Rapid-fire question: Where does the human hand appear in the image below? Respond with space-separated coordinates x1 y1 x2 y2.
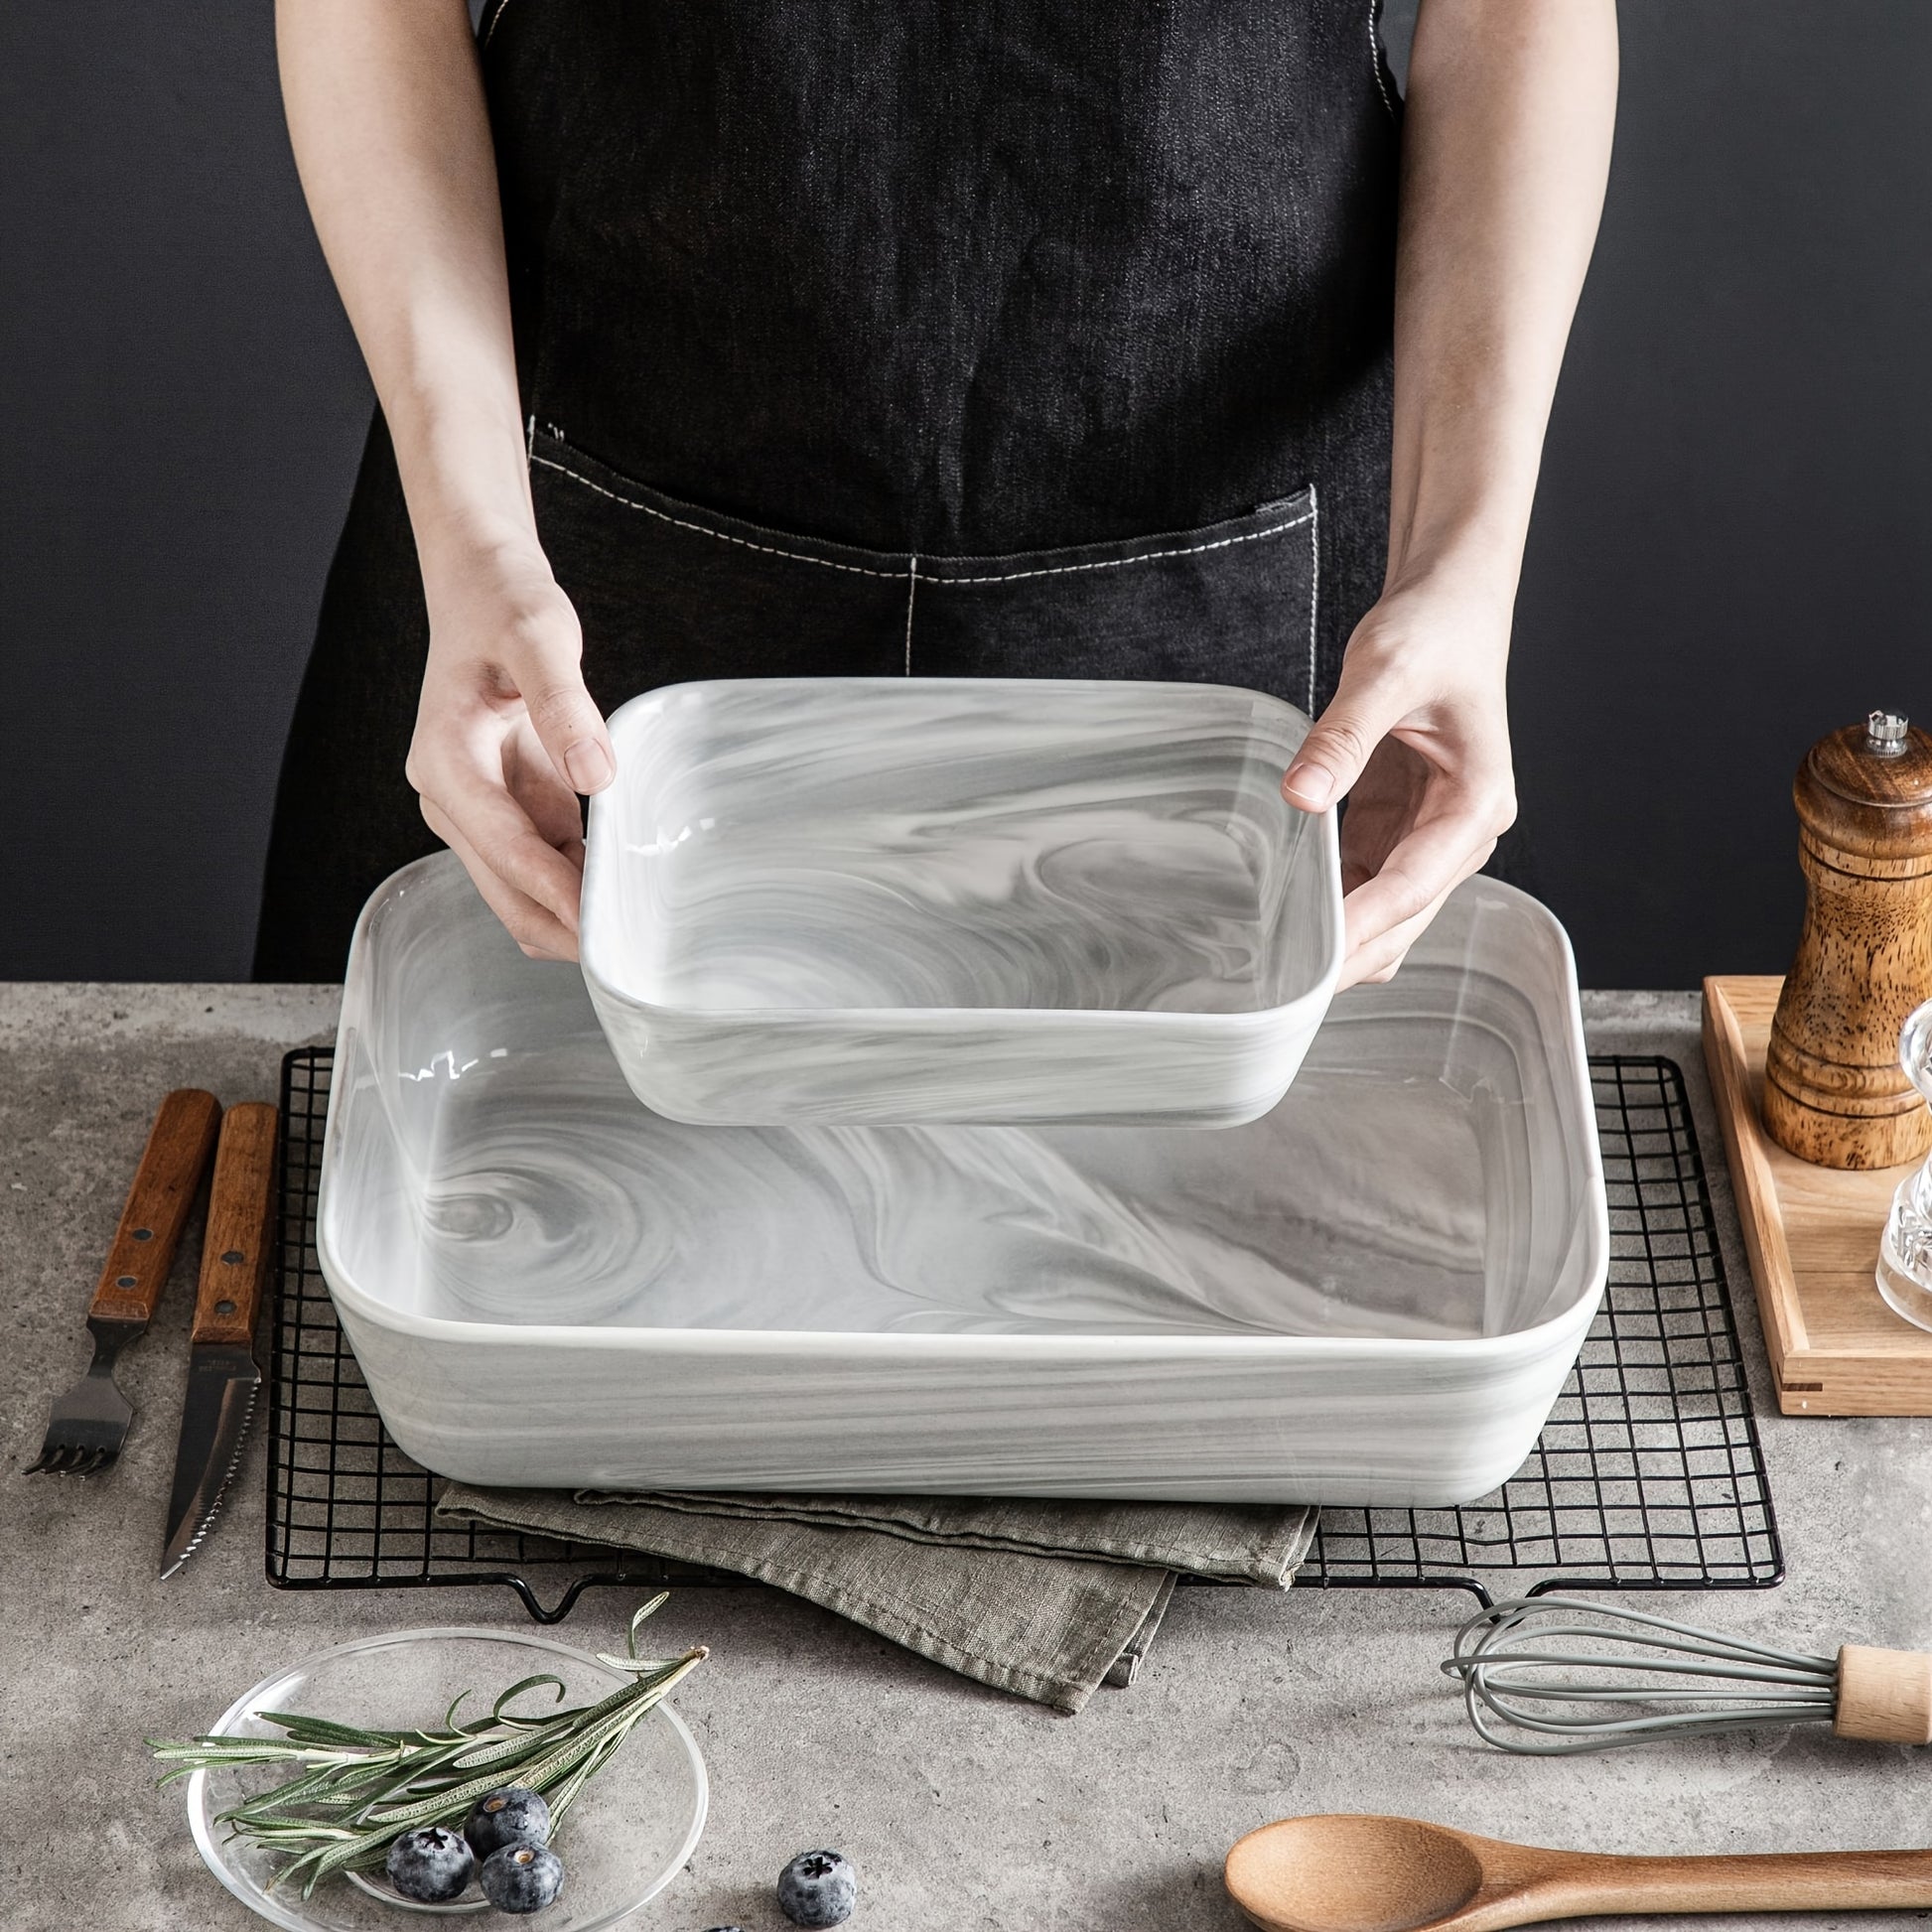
1281 570 1517 988
405 544 614 960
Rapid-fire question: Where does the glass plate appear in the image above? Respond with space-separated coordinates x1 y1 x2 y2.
185 1626 708 1931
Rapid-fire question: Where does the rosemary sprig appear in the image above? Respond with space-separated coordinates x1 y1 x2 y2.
150 1595 706 1899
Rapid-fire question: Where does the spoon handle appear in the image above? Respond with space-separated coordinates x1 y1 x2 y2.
1518 1847 1932 1921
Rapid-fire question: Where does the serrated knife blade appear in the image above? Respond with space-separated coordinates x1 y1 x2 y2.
160 1346 259 1577
161 1101 278 1580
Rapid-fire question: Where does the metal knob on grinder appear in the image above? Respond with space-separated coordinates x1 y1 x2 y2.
1763 711 1932 1169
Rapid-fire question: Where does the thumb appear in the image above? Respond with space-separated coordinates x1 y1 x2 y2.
511 608 616 796
1281 661 1409 812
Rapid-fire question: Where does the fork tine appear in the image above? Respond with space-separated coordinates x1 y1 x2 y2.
24 1434 126 1475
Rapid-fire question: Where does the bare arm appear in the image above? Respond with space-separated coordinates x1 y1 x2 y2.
277 0 611 959
1283 0 1617 984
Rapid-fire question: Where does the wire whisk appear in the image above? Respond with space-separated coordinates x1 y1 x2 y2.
1444 1594 1932 1755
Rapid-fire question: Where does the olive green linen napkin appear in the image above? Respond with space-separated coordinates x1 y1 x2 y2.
433 1485 1315 1715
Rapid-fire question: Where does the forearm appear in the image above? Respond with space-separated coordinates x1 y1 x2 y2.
1282 3 1614 978
275 0 535 591
1389 0 1617 597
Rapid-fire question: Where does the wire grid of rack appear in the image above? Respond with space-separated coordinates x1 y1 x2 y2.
266 1048 1781 1621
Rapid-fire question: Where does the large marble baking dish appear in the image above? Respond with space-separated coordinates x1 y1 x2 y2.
320 854 1607 1505
578 678 1343 1127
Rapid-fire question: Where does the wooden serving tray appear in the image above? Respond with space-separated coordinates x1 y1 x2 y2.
1703 975 1932 1414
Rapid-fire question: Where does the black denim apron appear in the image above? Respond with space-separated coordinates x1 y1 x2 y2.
255 0 1401 980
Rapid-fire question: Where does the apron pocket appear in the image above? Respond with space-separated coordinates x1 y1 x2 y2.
914 491 1319 712
531 427 1317 712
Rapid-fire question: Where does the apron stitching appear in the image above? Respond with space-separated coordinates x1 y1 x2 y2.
482 0 515 50
903 557 919 674
524 413 536 462
530 453 905 580
1368 3 1396 120
924 509 1313 587
1306 485 1321 716
535 449 1313 591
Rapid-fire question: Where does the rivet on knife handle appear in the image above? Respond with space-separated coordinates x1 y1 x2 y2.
192 1103 278 1347
87 1090 221 1326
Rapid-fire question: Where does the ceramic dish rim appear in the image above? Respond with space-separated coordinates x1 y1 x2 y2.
576 675 1345 1027
319 869 1608 1361
320 1259 1606 1361
184 1624 709 1932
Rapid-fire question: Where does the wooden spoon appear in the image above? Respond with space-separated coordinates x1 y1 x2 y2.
1225 1814 1932 1932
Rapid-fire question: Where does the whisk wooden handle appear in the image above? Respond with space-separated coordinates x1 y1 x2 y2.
1834 1645 1932 1744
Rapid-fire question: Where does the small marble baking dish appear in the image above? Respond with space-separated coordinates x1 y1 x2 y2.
319 853 1607 1506
577 678 1343 1127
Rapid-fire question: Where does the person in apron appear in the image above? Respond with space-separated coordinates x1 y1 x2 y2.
256 0 1616 986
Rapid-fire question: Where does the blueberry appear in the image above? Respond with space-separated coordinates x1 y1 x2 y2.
384 1825 475 1903
465 1785 552 1859
478 1843 565 1915
777 1849 858 1927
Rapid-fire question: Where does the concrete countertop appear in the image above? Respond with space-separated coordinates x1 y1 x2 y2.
3 984 1928 1932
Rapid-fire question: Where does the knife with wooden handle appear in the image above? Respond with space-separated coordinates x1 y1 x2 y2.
160 1101 278 1578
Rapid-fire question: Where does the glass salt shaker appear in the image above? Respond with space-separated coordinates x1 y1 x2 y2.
1876 997 1932 1331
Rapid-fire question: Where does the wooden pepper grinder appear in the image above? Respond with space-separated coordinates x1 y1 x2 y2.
1764 710 1932 1169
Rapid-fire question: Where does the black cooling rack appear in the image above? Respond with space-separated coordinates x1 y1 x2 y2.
266 1049 1781 1621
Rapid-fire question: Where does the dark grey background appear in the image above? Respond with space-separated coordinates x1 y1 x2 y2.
6 2 1928 987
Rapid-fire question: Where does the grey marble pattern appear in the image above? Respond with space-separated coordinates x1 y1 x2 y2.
578 678 1342 1125
13 978 1932 1932
321 854 1606 1504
